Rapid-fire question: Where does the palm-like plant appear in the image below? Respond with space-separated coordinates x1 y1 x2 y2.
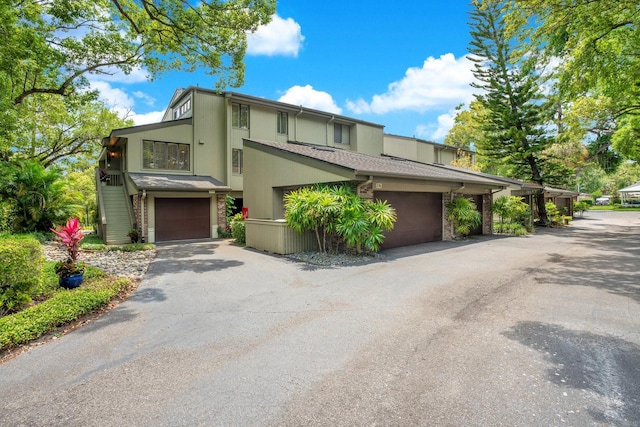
446 196 482 238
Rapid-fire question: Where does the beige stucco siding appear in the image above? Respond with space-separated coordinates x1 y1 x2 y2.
383 134 417 159
438 150 455 165
417 142 436 163
244 143 354 219
353 124 384 156
193 93 226 180
124 123 193 174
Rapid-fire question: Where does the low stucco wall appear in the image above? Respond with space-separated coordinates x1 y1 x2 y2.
245 219 317 255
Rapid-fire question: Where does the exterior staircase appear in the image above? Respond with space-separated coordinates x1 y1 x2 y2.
102 185 132 245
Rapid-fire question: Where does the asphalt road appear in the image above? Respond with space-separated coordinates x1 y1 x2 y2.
1 211 639 426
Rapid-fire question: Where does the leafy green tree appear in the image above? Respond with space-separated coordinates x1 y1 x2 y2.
444 102 488 150
575 163 607 195
0 160 74 232
446 196 482 238
512 0 640 161
468 0 567 223
11 95 131 169
0 0 275 141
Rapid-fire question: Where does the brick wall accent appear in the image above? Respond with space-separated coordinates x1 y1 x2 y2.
483 193 492 235
358 182 374 200
217 194 227 231
131 194 149 241
443 192 453 241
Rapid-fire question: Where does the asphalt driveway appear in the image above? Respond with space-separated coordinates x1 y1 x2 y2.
1 211 639 426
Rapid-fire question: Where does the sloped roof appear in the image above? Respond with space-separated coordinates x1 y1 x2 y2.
245 139 506 187
422 163 544 190
128 173 230 192
618 182 640 193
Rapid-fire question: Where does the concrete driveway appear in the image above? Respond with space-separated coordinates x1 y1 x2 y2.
1 211 639 426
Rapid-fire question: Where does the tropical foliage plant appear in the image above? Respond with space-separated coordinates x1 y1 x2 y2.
0 159 74 233
51 217 85 278
284 184 396 254
492 196 531 234
230 213 246 245
446 196 482 238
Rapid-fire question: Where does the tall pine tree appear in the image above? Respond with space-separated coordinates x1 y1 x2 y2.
468 0 555 222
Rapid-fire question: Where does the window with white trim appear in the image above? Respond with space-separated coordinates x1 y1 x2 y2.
143 140 190 171
232 103 249 129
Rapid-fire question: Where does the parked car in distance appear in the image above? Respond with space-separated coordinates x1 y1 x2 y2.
595 196 610 205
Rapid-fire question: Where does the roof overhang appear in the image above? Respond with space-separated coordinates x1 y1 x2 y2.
128 173 231 192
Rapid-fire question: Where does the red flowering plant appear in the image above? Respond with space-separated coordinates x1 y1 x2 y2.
51 217 85 278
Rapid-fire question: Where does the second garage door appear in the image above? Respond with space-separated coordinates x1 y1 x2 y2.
155 198 210 241
375 191 442 249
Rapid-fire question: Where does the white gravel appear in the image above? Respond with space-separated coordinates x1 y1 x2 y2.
42 242 156 281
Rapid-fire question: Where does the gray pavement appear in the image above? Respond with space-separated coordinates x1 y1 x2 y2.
1 211 639 426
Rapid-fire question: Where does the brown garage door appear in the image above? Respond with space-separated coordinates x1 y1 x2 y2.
155 198 210 241
375 191 442 249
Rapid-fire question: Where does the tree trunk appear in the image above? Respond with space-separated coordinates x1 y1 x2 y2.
535 190 547 225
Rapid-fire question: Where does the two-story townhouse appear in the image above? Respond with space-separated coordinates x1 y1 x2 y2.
382 134 476 166
97 87 386 244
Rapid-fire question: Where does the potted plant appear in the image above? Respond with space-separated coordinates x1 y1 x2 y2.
127 228 140 243
51 217 85 289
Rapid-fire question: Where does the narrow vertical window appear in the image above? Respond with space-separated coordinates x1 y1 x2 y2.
277 111 288 135
232 103 249 129
232 149 243 174
334 123 350 144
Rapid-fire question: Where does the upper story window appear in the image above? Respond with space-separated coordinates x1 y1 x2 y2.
232 149 243 174
143 140 190 171
232 103 249 129
334 123 350 144
277 111 288 135
173 98 191 120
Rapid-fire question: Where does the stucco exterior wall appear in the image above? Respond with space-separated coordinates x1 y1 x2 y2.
193 93 226 181
124 123 194 174
243 143 353 219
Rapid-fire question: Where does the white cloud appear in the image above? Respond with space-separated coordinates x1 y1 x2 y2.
415 111 456 142
88 80 164 125
130 110 165 126
133 91 156 107
247 14 304 57
278 85 342 114
346 53 476 115
89 80 135 116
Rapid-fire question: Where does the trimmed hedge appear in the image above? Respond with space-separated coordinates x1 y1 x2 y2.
0 277 131 351
0 236 43 315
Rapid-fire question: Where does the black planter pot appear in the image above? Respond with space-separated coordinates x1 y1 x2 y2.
59 273 84 289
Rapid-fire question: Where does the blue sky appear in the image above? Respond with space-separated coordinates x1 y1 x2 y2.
91 1 477 142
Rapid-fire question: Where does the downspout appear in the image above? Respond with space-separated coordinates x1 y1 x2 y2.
357 176 374 199
141 190 147 243
294 107 303 141
327 115 335 145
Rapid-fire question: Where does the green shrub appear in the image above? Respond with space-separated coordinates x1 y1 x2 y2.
230 213 246 245
0 236 43 315
446 196 481 238
545 201 561 225
0 277 131 351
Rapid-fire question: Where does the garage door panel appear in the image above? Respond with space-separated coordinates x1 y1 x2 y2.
155 198 210 241
375 191 442 249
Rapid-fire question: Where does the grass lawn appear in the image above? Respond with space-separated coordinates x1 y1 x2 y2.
589 205 640 212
